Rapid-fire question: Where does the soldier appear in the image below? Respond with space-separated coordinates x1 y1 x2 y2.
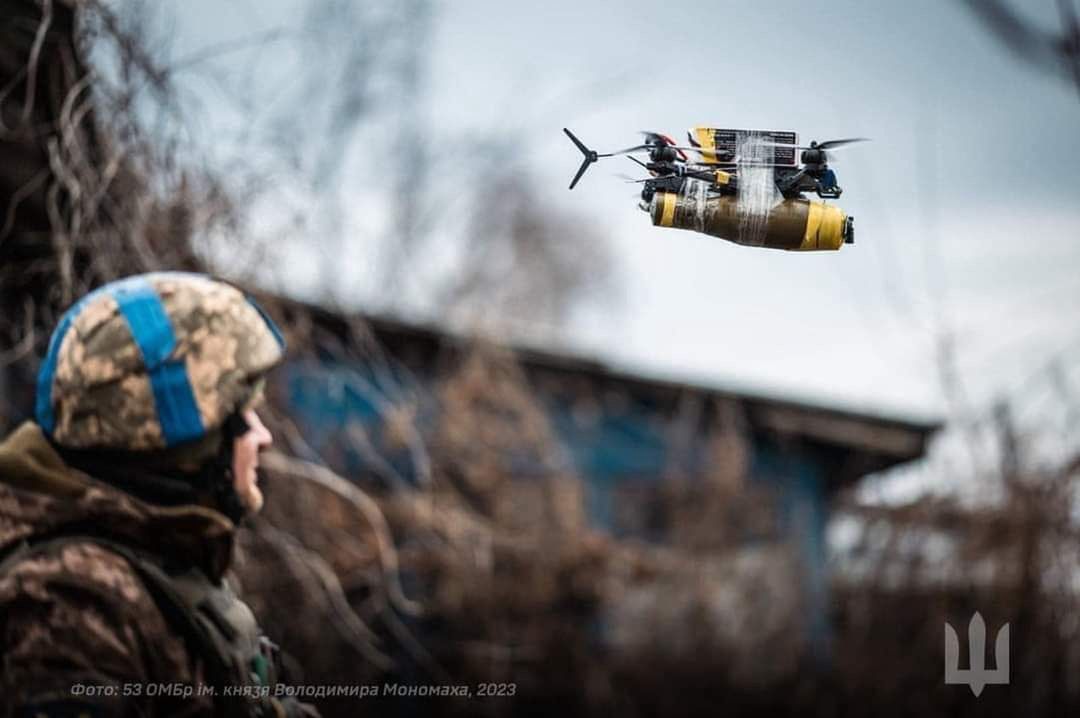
0 272 318 717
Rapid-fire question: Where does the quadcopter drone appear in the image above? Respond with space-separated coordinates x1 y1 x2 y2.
563 127 867 202
562 126 866 251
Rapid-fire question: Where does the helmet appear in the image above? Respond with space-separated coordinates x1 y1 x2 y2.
36 272 286 452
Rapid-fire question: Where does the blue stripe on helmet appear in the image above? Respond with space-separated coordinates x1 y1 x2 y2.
110 276 205 447
35 282 120 434
246 296 287 351
36 311 77 434
148 360 206 446
36 296 92 434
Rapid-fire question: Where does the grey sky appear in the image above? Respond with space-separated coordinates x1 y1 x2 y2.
429 0 1080 420
165 0 1080 431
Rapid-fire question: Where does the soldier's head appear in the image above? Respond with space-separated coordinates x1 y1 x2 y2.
35 272 286 521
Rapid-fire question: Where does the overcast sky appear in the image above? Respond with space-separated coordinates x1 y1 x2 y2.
163 0 1080 444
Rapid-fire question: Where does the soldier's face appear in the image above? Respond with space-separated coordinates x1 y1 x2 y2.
232 408 273 513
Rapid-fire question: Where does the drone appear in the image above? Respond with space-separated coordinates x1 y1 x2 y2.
562 126 866 251
564 126 867 201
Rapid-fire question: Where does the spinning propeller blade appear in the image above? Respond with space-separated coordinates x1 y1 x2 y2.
611 143 654 155
760 137 870 152
816 138 869 150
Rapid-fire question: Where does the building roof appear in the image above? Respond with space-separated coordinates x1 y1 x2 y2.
271 298 942 491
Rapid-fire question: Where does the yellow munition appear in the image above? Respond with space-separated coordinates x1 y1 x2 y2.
649 191 854 251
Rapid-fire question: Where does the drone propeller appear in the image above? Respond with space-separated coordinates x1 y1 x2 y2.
610 143 656 156
564 127 743 190
604 131 672 156
639 130 670 145
564 128 618 189
760 137 869 152
612 133 694 156
565 128 686 188
813 138 869 150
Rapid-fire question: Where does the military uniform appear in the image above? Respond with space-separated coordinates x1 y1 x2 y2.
0 273 318 718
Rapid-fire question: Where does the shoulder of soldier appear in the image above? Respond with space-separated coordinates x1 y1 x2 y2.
0 538 195 681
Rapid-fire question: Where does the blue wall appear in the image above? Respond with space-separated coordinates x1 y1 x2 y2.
284 358 833 654
753 444 831 659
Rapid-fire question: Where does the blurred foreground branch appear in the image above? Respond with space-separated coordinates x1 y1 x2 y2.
959 0 1080 98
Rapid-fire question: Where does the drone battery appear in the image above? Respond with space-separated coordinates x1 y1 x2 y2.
649 191 848 251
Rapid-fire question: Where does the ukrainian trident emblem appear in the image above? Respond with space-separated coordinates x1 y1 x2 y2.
944 612 1010 696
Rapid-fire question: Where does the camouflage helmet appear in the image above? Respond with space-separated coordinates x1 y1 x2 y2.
36 272 286 451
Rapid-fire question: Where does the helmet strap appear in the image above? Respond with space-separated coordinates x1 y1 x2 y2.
55 411 254 524
56 449 207 508
194 411 251 524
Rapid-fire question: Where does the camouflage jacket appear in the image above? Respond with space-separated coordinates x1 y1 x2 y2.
0 422 313 718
